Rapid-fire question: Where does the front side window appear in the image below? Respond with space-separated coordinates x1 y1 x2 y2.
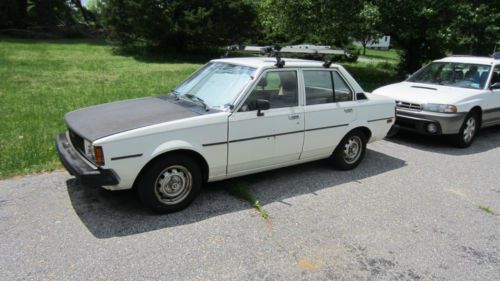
175 62 256 109
408 62 491 90
239 70 298 111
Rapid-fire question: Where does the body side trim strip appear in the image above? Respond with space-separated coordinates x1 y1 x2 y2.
202 123 349 146
368 117 393 122
110 153 143 161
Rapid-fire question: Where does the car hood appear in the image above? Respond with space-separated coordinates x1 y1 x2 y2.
65 96 200 141
372 82 477 105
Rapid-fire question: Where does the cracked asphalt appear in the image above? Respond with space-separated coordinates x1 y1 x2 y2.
1 129 500 280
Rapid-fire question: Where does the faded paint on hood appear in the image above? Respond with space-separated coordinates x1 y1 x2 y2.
65 96 200 141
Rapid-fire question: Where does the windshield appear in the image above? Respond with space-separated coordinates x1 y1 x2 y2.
174 62 256 109
408 62 491 89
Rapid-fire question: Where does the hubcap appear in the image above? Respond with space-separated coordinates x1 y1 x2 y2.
343 136 362 164
154 165 192 205
463 117 476 143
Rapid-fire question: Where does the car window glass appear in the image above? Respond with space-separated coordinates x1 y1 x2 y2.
409 62 492 89
239 71 298 111
490 65 500 87
332 72 353 102
304 70 334 105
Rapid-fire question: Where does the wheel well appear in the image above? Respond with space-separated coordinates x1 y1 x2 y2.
350 126 372 141
470 106 482 127
134 149 209 188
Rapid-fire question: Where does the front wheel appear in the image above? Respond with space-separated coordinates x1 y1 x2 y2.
450 112 479 148
137 154 202 214
330 130 367 170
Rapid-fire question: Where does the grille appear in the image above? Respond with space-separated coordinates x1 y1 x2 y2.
395 100 422 111
68 129 85 156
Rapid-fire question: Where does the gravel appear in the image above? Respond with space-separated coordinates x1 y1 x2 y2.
1 129 499 280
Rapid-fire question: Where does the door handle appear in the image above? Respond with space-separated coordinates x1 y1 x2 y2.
288 114 300 120
344 108 353 113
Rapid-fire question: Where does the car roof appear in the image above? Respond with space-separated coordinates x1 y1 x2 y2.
211 57 340 69
435 56 498 65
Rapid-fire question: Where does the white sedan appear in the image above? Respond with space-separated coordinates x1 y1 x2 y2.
56 57 395 213
373 55 500 147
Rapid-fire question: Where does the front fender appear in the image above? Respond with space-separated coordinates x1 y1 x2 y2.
150 140 203 159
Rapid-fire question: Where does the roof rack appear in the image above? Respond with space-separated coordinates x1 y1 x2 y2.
226 44 346 68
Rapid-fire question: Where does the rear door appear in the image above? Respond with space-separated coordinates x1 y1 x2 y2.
227 69 305 174
300 69 357 160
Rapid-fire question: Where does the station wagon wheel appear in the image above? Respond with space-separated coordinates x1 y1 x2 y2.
330 130 367 170
137 154 202 213
450 112 479 148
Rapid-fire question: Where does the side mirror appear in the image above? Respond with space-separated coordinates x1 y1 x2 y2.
256 99 270 116
490 82 500 90
405 73 411 80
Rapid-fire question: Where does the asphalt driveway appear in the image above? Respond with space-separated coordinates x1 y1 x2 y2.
1 129 499 280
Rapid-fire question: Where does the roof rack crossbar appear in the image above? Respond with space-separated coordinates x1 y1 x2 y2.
226 44 346 68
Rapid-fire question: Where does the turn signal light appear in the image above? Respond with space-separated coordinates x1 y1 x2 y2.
94 146 104 166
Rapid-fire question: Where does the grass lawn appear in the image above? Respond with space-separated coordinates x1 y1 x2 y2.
362 48 400 62
0 38 398 178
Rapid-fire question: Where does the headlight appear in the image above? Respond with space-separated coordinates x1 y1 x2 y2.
83 139 104 166
422 103 457 113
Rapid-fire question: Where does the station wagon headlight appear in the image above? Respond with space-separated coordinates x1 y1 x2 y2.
422 103 457 113
83 139 104 166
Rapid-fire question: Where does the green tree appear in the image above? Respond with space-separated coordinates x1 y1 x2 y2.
451 1 500 55
259 0 363 46
375 0 461 74
0 0 28 28
352 2 381 55
100 0 259 51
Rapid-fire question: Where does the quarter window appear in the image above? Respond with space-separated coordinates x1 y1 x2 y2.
239 71 298 111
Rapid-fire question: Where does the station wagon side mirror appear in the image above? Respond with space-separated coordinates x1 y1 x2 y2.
405 73 411 80
256 99 270 116
490 82 500 90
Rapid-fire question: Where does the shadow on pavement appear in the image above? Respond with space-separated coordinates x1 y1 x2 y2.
67 149 406 239
387 125 500 156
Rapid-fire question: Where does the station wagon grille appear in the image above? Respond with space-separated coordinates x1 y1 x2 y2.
68 129 85 156
395 100 422 111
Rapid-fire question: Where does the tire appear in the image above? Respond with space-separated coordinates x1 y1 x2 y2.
330 130 367 170
137 153 202 214
450 112 479 148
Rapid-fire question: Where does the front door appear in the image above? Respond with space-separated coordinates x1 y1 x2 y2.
483 65 500 126
227 70 305 175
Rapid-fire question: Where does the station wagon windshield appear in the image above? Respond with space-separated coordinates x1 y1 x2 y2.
408 62 491 90
174 62 256 109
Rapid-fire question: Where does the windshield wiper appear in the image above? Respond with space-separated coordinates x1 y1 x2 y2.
183 93 209 111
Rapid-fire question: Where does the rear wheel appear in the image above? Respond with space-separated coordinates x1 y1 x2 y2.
330 130 367 170
450 112 479 148
137 154 202 213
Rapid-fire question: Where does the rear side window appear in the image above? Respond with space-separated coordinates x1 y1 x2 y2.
304 70 334 105
304 70 353 105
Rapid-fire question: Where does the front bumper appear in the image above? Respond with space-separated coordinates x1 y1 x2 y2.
56 133 119 186
395 109 466 135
